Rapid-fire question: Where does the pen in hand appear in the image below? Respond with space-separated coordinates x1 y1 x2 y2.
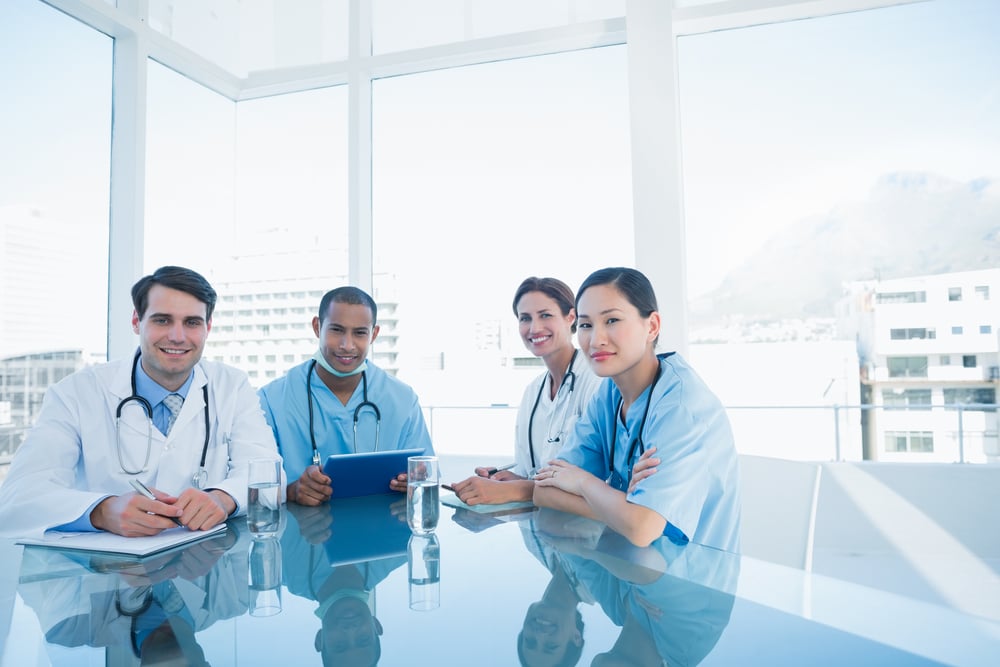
485 462 517 476
129 479 184 527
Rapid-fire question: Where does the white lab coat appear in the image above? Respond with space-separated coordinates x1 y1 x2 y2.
0 356 280 539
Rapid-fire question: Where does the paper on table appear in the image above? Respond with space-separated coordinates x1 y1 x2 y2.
16 523 227 558
441 492 536 516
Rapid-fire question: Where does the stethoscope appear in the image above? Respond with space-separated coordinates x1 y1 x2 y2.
306 359 382 465
115 350 210 489
607 362 663 491
527 349 579 470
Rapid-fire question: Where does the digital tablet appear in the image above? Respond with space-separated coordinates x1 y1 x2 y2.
322 448 426 499
323 494 411 565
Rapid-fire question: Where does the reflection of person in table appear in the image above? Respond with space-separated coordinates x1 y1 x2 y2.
17 526 247 666
281 502 407 666
516 513 604 667
553 532 739 667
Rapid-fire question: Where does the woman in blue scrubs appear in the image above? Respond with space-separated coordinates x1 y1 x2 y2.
533 268 741 551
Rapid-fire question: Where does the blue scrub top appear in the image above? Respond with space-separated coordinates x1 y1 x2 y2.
557 353 741 553
258 359 434 483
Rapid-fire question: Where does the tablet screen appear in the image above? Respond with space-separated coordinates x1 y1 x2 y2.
322 448 426 498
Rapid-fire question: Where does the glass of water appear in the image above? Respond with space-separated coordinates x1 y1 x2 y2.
407 456 440 534
247 458 281 538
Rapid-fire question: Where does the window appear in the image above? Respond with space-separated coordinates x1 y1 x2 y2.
882 389 932 410
944 387 996 410
890 328 935 340
887 356 928 378
981 325 993 334
940 355 951 365
963 355 977 368
265 355 276 363
373 46 632 398
876 291 927 304
948 287 963 302
952 326 963 335
884 431 934 453
975 285 990 300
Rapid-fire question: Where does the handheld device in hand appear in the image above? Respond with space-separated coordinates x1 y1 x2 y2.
322 448 426 498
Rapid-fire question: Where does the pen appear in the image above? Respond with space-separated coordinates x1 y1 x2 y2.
486 462 517 476
441 484 456 492
129 479 183 527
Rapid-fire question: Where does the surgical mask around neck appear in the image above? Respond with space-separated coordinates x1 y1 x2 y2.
313 350 367 378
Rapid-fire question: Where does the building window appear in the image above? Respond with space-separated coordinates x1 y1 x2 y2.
884 431 934 453
875 291 926 304
283 354 295 363
265 354 276 363
248 355 258 363
948 287 962 301
940 355 951 365
951 326 963 335
981 325 993 334
963 355 977 368
944 387 996 410
975 285 990 300
887 356 928 378
889 328 935 340
882 389 931 410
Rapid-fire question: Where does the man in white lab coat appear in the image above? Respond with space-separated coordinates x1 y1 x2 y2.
0 266 280 539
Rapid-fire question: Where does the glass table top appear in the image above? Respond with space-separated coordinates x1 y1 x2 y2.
1 486 997 666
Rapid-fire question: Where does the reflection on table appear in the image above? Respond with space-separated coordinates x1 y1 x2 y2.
2 484 996 666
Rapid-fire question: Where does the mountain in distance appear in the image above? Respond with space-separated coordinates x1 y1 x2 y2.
690 171 1000 326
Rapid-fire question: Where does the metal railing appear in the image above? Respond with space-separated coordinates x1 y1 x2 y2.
423 402 998 463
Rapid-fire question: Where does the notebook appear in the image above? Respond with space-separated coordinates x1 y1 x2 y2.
323 448 426 499
16 523 227 559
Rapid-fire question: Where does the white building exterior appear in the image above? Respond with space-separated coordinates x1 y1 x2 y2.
847 269 999 463
205 251 401 388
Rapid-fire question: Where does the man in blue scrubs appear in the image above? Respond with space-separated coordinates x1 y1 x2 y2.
259 286 433 505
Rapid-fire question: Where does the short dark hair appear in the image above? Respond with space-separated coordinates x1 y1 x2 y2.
318 286 378 326
512 277 578 333
131 266 217 320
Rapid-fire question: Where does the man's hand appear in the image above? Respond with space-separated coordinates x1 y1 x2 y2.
288 464 332 506
173 488 233 530
389 472 408 493
91 489 183 537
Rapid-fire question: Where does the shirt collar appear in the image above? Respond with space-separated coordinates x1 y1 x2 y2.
135 357 195 406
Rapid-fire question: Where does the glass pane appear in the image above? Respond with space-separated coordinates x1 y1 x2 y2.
679 0 1000 461
373 46 632 454
145 60 236 274
0 0 112 456
148 0 348 78
373 0 625 54
146 62 349 386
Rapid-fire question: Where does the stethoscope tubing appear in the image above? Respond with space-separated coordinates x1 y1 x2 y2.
307 359 382 465
115 350 210 487
527 349 579 470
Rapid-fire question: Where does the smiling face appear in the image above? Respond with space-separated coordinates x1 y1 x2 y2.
313 300 380 375
576 283 659 380
517 291 576 363
132 284 211 392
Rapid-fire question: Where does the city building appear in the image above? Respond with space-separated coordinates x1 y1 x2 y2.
206 251 402 387
842 269 1000 462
